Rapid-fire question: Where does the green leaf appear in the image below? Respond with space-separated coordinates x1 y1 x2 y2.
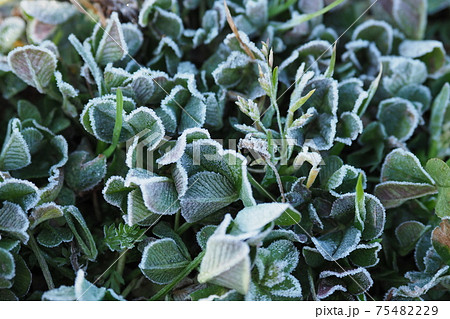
198 235 251 294
65 151 107 192
95 12 128 65
392 0 427 39
352 20 393 55
432 219 450 265
428 83 449 158
17 100 41 123
29 202 63 229
232 203 290 234
139 238 191 284
381 56 427 95
312 226 361 261
20 0 78 25
0 17 25 54
395 221 429 256
0 247 15 280
0 119 31 171
181 171 239 223
374 182 437 209
377 98 419 142
0 178 39 211
399 40 445 73
7 45 57 93
380 148 435 184
349 242 382 268
36 224 73 248
426 158 450 187
354 174 366 231
63 206 98 261
103 223 146 252
42 269 124 301
0 202 29 244
11 254 32 297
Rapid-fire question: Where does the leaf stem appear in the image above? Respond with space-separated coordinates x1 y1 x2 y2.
247 172 277 202
27 231 55 290
149 250 206 301
176 222 193 235
174 210 181 231
116 250 127 278
307 267 318 301
274 0 346 31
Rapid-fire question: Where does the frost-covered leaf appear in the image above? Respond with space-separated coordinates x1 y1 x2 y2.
0 17 25 54
63 206 97 261
212 51 253 88
352 19 393 55
381 56 427 96
375 182 437 209
11 254 31 297
326 164 366 196
132 175 180 216
279 40 332 78
429 83 450 158
432 219 450 265
181 171 239 223
196 225 217 250
7 45 57 93
318 268 373 297
380 149 435 184
330 193 385 241
0 247 14 280
0 202 29 244
256 240 299 284
42 269 124 301
377 98 420 142
21 0 77 25
139 238 191 284
399 40 445 73
65 151 107 193
0 178 39 211
312 226 361 261
37 224 73 248
152 7 184 39
198 235 251 294
232 203 290 235
392 0 427 40
122 23 143 57
68 34 103 94
95 13 128 65
0 119 31 171
335 112 363 145
396 221 429 256
349 242 382 268
425 159 450 217
80 95 135 143
288 78 338 150
29 202 63 229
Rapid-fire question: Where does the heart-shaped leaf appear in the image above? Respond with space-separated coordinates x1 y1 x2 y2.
139 238 191 284
198 235 251 294
7 45 57 93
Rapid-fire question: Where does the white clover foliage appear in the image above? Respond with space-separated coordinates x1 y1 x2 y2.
0 17 26 54
1 0 449 302
20 0 78 25
7 45 57 93
42 269 124 301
